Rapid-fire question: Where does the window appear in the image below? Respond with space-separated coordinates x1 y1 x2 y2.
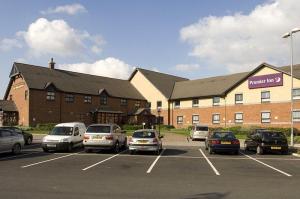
174 100 180 108
84 96 92 104
65 94 74 103
261 91 270 103
177 116 183 124
235 93 243 104
120 99 127 106
213 97 220 106
100 95 108 105
192 99 199 107
192 115 199 124
235 113 243 123
135 100 141 108
25 90 28 100
293 110 300 122
46 91 55 101
293 88 300 100
146 102 151 108
212 114 220 124
157 101 162 108
261 111 271 123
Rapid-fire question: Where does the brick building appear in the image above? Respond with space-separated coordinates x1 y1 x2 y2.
4 60 151 126
130 63 300 129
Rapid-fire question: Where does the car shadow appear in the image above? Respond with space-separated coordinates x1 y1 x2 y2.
183 192 229 199
0 150 52 162
161 148 188 156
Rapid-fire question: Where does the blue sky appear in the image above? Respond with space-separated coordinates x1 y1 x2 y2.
1 0 300 98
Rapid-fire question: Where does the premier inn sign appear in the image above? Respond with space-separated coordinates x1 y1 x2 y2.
248 73 283 89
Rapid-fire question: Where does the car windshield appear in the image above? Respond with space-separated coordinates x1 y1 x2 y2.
212 132 235 139
49 127 73 136
87 126 111 133
196 126 208 131
133 131 156 138
263 132 285 139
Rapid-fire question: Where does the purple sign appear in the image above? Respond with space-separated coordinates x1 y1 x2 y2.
248 73 283 89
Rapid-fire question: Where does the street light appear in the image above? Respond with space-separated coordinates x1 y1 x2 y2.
157 108 161 134
282 27 300 146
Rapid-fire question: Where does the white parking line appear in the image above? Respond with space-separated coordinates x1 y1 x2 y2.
199 149 220 176
0 151 42 161
240 152 292 177
82 150 128 171
21 153 78 168
146 149 166 174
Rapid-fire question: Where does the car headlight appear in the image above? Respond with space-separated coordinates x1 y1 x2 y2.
60 138 69 142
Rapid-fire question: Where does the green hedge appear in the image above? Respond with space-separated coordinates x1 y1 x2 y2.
122 124 143 130
35 123 57 131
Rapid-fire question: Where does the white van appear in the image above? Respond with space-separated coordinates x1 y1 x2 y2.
190 125 209 141
42 122 86 152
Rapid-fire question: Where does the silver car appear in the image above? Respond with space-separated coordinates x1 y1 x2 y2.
0 128 24 154
190 125 209 141
83 124 127 153
129 129 163 155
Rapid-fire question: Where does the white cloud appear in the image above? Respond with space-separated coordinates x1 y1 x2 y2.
175 64 200 72
22 18 104 57
41 3 87 15
0 38 22 51
180 0 300 73
58 57 134 79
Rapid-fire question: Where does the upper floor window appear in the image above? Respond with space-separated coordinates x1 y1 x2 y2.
174 100 180 108
235 93 243 104
84 96 92 104
293 88 300 100
235 113 243 123
46 92 55 101
65 94 74 103
157 101 162 109
192 115 199 124
293 110 300 122
261 91 270 103
213 97 220 106
261 111 271 123
192 99 199 107
135 100 141 108
120 99 127 106
212 114 220 124
100 95 108 105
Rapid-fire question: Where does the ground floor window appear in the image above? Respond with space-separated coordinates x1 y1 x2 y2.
212 114 220 124
261 111 271 123
177 116 183 124
293 110 300 122
235 113 243 123
192 115 199 124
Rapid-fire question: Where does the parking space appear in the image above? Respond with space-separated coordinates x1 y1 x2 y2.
1 144 300 199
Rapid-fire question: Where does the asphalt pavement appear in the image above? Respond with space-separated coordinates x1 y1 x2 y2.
0 140 300 199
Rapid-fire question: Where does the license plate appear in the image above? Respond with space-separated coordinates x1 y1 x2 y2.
47 144 56 147
93 135 102 140
221 141 231 145
138 140 148 144
271 146 281 150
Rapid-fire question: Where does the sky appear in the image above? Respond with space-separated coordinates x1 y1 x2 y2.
1 0 300 98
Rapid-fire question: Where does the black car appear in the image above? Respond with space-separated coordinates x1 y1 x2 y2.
205 131 240 155
0 126 33 145
244 130 288 155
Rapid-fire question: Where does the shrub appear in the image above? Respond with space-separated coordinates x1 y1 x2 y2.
35 123 57 131
122 124 143 130
159 125 175 130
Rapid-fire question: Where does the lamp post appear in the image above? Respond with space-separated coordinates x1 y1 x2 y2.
282 27 300 147
157 108 161 134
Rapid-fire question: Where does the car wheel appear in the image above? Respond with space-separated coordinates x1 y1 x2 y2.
67 143 73 152
208 147 213 154
123 138 127 150
256 145 263 155
85 148 92 153
234 150 239 155
26 137 33 145
114 142 120 153
12 144 21 154
244 143 249 151
281 150 289 155
42 148 49 152
130 150 135 155
205 142 208 150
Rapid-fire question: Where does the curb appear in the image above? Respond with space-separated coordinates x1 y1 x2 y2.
292 153 300 157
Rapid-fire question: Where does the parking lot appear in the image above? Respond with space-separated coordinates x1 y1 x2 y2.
1 140 300 199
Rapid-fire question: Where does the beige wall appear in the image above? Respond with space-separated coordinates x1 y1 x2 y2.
130 70 168 110
226 66 300 105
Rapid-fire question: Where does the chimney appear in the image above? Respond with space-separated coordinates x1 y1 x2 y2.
49 58 55 69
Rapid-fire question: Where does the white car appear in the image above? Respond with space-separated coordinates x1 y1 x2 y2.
0 128 24 154
83 124 127 153
129 129 163 155
190 125 209 141
42 122 86 152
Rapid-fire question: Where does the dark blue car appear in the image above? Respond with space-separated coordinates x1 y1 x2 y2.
205 131 240 155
